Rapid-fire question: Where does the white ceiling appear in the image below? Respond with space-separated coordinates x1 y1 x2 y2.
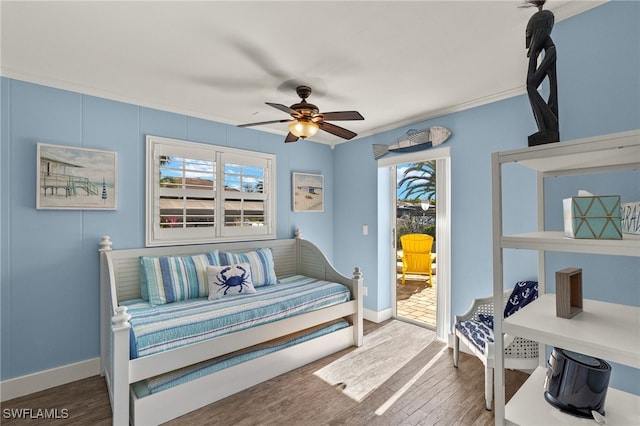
1 1 605 145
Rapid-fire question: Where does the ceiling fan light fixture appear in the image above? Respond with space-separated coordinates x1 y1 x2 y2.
239 85 362 143
289 120 319 138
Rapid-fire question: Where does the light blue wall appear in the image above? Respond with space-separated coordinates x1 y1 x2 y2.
0 0 638 393
554 1 640 139
0 80 337 380
333 89 540 315
333 0 639 393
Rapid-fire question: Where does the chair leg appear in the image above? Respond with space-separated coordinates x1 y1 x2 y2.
484 365 493 411
453 334 460 368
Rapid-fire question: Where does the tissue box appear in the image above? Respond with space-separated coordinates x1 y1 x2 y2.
621 202 640 235
563 195 622 239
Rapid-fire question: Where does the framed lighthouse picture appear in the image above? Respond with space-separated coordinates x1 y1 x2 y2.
37 143 117 210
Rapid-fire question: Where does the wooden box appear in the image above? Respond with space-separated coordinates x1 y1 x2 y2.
556 268 583 319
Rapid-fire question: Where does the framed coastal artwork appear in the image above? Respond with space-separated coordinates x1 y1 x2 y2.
37 143 117 210
292 172 323 212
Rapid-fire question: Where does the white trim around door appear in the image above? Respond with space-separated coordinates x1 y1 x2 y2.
378 147 451 342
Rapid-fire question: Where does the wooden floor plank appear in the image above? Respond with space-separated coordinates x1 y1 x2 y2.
1 320 528 425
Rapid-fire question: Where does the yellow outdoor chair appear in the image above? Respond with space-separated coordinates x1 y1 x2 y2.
400 233 435 285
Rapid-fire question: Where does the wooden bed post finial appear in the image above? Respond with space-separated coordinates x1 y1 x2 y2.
353 266 362 279
99 235 112 252
295 229 303 239
112 306 131 327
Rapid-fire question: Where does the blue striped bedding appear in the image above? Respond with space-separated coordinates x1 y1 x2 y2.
122 274 352 359
132 319 349 397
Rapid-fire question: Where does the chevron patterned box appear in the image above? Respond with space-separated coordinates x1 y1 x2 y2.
563 195 622 239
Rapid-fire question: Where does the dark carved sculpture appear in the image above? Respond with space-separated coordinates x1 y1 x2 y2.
525 0 559 146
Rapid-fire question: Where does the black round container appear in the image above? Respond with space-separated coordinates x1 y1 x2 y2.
543 347 612 418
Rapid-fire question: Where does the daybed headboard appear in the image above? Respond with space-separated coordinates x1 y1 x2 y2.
100 238 299 304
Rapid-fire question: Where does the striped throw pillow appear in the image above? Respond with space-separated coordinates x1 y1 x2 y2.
141 251 219 305
218 248 277 287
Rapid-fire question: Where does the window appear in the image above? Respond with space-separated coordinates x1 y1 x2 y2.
146 135 275 246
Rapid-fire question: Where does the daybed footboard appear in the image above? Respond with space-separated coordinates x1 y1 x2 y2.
296 236 363 346
99 233 363 425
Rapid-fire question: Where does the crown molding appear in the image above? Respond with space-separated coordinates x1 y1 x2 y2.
552 0 608 22
352 85 527 144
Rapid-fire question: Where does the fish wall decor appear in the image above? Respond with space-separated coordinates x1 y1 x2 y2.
372 126 451 160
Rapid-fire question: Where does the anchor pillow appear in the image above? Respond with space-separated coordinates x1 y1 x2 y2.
207 263 257 300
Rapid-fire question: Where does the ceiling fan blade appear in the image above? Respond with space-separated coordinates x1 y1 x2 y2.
319 111 364 121
318 121 358 140
266 102 301 118
225 37 288 81
284 132 299 143
237 118 293 128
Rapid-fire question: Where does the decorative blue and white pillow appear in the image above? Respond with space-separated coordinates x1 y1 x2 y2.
141 251 219 305
218 248 278 287
504 280 538 318
206 263 257 300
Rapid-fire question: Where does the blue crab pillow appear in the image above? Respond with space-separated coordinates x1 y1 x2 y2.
206 263 257 300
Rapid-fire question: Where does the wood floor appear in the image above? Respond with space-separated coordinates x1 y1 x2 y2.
1 321 527 426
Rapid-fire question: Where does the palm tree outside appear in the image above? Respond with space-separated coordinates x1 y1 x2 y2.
397 160 436 202
397 161 436 241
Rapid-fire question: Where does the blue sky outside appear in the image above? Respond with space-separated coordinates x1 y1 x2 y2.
160 157 263 192
225 163 264 192
396 162 434 202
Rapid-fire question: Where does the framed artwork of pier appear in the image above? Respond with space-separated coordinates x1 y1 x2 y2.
292 172 324 212
37 143 117 210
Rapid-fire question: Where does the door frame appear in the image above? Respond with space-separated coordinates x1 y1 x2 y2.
378 146 450 341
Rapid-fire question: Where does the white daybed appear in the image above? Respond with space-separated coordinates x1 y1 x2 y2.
99 232 363 425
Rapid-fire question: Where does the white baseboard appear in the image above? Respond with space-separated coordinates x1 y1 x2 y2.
0 358 100 402
363 307 393 323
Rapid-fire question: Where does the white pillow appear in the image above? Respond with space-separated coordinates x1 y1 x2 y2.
206 263 256 300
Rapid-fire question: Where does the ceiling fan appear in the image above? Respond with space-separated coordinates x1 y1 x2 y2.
238 85 364 143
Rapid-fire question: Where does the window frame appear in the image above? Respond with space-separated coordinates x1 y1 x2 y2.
145 135 276 247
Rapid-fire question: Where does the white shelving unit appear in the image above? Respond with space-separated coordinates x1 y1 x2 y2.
490 130 640 425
